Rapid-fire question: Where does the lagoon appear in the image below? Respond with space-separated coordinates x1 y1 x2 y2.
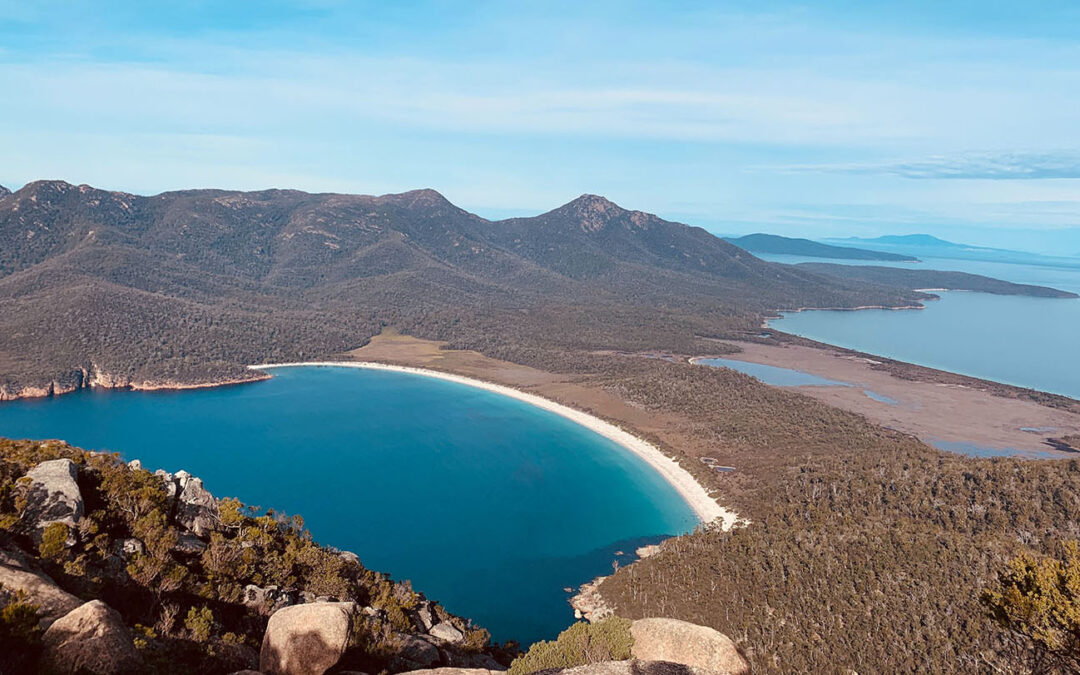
0 365 697 644
762 253 1080 400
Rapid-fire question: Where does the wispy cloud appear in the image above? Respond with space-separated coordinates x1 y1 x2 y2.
776 152 1080 180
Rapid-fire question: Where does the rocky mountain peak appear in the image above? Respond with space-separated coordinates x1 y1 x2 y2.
554 194 652 233
0 185 10 197
18 179 77 196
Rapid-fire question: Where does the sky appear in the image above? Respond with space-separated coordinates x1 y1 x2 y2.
1 0 1079 253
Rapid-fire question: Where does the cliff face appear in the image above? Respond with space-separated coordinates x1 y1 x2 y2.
0 364 269 401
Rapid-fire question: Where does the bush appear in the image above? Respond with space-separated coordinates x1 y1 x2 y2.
38 522 70 560
509 617 633 675
0 585 42 672
184 606 216 643
982 541 1080 673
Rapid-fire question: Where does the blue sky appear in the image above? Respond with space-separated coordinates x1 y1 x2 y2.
2 1 1079 252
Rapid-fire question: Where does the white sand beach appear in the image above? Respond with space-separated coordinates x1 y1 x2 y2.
250 361 739 529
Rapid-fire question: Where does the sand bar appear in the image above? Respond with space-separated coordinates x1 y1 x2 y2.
250 360 737 528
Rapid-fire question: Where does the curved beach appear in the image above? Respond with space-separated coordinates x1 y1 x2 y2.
250 361 738 528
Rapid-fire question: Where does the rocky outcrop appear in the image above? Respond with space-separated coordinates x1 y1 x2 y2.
560 660 708 675
571 577 613 622
243 584 298 613
173 470 220 536
259 601 357 675
174 531 209 555
394 633 442 669
629 619 748 675
0 539 82 627
39 600 144 675
24 458 84 543
429 622 465 643
399 668 503 675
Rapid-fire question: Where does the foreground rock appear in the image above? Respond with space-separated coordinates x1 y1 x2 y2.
562 660 712 675
39 600 143 675
24 458 84 543
394 633 443 669
0 539 82 626
260 601 357 675
629 619 748 675
399 668 503 675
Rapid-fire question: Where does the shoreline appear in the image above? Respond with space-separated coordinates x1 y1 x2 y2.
250 360 739 529
0 372 270 402
692 341 1080 457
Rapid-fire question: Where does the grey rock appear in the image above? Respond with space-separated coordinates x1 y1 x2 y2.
173 532 208 555
244 584 295 612
112 538 144 559
411 603 436 631
260 601 357 675
629 618 748 675
39 600 143 675
429 622 465 643
561 660 709 675
398 669 503 675
24 458 83 544
0 540 82 627
396 633 442 668
175 471 219 536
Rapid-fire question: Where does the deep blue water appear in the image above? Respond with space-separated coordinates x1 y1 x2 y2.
757 254 1080 401
0 366 697 644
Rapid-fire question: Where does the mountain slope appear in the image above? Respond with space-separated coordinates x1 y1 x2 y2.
0 181 926 395
726 233 918 262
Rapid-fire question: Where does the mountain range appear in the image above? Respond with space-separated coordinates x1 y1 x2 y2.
0 180 931 396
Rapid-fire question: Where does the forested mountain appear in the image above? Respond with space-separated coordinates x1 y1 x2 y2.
0 181 923 396
799 262 1080 298
725 233 918 261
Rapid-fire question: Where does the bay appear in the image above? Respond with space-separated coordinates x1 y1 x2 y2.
0 365 697 644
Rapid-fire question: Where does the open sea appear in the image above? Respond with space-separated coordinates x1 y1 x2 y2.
0 366 697 644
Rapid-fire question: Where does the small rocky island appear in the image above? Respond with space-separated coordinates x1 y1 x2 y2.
0 438 747 675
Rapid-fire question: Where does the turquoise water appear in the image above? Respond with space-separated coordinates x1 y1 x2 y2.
761 255 1080 400
0 366 697 644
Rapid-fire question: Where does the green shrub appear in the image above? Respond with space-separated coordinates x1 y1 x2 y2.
0 585 42 672
38 522 69 560
184 606 215 643
509 617 633 675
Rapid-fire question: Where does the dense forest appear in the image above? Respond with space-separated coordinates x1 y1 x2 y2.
569 356 1080 673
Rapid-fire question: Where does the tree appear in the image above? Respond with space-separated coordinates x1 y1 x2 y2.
982 541 1080 674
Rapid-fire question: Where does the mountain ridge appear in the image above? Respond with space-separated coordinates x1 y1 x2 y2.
726 233 919 262
0 179 944 396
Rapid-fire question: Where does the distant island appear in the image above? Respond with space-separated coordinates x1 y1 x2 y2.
725 233 919 262
827 234 1080 269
